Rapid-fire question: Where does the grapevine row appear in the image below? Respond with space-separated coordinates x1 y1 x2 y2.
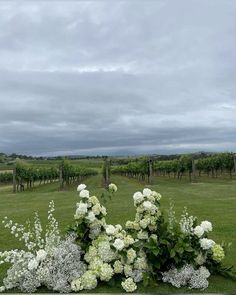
0 171 13 183
112 153 236 181
14 159 98 192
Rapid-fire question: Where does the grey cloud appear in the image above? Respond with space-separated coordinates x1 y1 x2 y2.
0 0 236 155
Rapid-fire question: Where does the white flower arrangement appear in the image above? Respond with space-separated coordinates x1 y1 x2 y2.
0 183 230 293
0 204 86 293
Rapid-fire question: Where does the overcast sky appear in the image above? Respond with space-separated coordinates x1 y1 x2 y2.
0 0 235 156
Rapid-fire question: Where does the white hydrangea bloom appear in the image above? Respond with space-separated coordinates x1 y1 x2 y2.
200 221 212 233
193 225 204 238
200 238 215 250
195 253 206 265
77 184 86 192
113 239 125 251
139 217 150 229
88 257 103 276
108 183 118 193
127 248 137 263
80 271 97 290
124 235 135 247
79 189 90 198
137 231 149 240
92 204 102 215
71 277 83 291
125 221 134 229
106 225 116 235
86 211 96 222
143 188 152 197
124 265 133 277
121 277 137 292
100 263 114 281
100 206 107 216
97 240 116 262
116 224 122 230
133 192 144 204
143 201 153 210
84 246 98 263
113 260 123 273
134 257 148 270
0 286 5 293
151 191 162 201
76 203 88 215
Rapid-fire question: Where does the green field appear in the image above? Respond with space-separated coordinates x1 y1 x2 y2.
0 173 236 293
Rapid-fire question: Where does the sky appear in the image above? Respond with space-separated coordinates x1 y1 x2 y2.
0 0 236 156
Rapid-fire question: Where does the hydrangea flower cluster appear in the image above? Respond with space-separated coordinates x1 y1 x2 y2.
71 184 149 292
125 188 162 240
189 219 225 264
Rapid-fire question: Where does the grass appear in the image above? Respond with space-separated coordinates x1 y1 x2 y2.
0 174 236 293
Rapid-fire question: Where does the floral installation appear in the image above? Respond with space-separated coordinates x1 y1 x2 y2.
0 201 86 293
0 183 235 293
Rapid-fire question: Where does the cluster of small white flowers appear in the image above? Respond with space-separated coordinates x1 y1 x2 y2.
45 201 60 253
179 208 196 234
0 209 85 293
162 264 210 290
42 234 86 293
2 218 35 252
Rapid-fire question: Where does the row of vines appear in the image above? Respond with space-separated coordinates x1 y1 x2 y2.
112 153 236 182
11 159 97 192
59 159 98 189
0 171 13 184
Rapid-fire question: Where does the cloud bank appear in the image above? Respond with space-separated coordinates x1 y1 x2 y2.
0 0 236 155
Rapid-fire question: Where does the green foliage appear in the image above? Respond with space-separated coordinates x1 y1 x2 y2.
112 159 149 180
15 158 59 189
0 171 12 183
60 159 98 186
196 152 235 177
112 153 235 180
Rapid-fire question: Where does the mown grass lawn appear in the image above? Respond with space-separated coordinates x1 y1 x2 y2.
0 174 236 293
